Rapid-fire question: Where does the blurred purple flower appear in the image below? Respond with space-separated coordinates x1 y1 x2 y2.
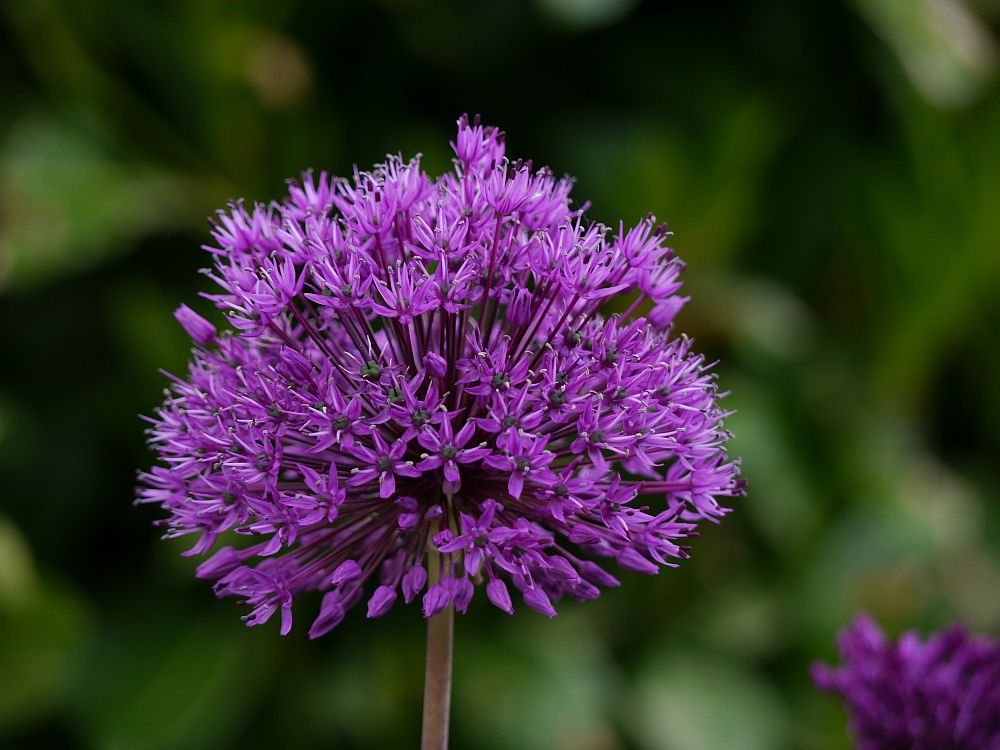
813 614 1000 750
137 114 744 638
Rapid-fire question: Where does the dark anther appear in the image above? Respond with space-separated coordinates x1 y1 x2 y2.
563 328 582 348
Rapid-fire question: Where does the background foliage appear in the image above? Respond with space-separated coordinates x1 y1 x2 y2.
1 1 999 748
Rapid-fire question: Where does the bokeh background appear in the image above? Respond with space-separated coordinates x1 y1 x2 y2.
2 0 999 748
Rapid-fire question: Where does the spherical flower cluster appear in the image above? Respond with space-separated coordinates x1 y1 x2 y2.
138 115 744 638
813 614 1000 750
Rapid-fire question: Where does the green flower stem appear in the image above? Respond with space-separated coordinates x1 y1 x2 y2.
420 526 454 750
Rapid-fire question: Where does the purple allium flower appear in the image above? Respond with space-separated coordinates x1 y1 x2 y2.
813 614 1000 750
137 115 744 638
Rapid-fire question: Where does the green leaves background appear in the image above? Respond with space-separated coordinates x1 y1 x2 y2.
1 1 998 748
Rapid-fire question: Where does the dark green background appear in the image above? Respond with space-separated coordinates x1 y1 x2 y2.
1 1 998 748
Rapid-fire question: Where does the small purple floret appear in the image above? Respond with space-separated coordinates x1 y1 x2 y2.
174 304 216 346
813 614 1000 750
137 115 744 637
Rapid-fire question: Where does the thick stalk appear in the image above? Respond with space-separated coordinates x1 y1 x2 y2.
420 521 454 750
420 601 454 749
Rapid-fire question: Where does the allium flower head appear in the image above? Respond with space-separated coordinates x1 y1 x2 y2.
813 614 1000 750
138 115 744 638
